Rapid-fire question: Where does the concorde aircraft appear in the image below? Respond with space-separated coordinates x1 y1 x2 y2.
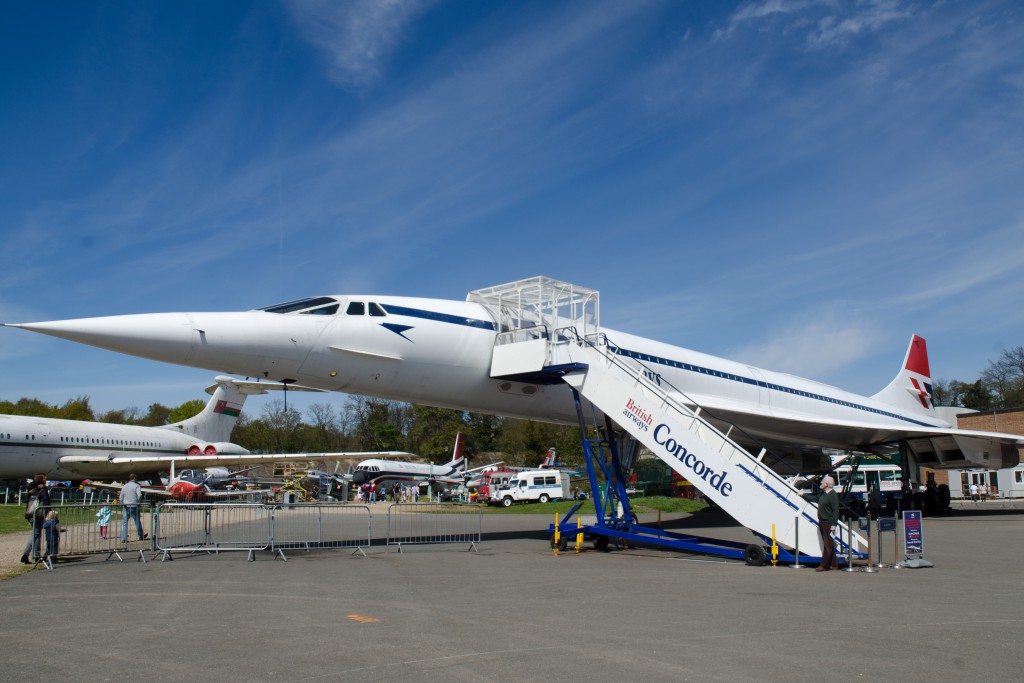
5 276 1022 475
0 375 411 481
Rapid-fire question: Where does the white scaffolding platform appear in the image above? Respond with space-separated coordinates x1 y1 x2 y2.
467 276 600 337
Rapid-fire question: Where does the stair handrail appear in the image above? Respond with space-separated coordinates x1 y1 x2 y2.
553 327 812 496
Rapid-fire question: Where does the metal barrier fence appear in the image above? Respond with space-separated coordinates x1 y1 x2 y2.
26 504 155 569
154 503 271 561
270 503 372 557
385 503 483 552
24 501 484 567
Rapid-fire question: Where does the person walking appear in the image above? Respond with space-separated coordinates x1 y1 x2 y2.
816 475 840 572
120 473 147 542
21 473 51 564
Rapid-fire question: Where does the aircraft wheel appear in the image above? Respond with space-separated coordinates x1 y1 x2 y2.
539 494 550 504
593 535 609 552
744 544 767 566
501 497 514 508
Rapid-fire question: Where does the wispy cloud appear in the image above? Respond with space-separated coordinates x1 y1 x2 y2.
284 0 435 89
808 0 913 47
729 306 881 381
723 0 913 49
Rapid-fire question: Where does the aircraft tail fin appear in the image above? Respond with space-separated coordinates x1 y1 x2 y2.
158 376 249 444
539 448 556 468
871 335 936 418
445 433 466 471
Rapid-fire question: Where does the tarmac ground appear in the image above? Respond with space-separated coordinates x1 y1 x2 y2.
1 505 1023 682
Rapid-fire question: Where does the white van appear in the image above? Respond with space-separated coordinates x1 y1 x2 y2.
496 469 569 507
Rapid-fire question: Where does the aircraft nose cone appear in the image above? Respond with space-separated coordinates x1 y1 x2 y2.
6 313 200 365
6 310 329 381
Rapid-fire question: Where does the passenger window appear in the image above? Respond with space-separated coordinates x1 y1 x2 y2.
347 302 365 316
369 302 386 317
545 476 556 485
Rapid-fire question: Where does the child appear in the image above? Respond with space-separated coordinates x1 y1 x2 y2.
42 510 61 557
96 504 112 539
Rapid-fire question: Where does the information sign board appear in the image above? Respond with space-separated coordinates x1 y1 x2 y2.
903 510 923 558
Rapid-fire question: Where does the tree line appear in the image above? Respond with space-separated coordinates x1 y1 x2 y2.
931 346 1024 411
0 393 585 468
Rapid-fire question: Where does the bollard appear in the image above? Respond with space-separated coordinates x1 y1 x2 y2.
553 513 559 556
842 521 857 572
771 524 778 567
790 516 804 569
863 513 878 573
576 517 582 554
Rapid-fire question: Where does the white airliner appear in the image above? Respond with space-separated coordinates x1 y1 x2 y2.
5 277 1022 475
351 432 467 489
0 375 411 481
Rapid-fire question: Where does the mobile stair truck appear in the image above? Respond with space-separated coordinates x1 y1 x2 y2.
472 277 868 565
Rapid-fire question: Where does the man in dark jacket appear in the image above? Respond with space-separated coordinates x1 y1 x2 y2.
816 475 840 572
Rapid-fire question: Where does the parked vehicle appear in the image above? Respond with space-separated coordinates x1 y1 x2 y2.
495 469 570 507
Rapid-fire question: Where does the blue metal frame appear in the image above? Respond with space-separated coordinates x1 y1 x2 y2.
550 386 854 565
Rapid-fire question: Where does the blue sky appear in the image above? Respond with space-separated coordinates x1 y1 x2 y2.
1 0 1022 418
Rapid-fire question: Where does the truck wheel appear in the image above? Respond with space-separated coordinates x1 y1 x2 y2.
593 535 609 551
744 544 767 566
539 494 550 504
549 535 568 551
501 496 513 508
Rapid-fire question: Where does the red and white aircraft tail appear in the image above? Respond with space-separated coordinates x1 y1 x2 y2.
539 448 556 468
871 335 936 418
444 432 466 472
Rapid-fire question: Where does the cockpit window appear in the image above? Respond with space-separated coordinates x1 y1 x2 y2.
259 297 338 314
301 304 339 315
347 302 365 316
369 302 386 317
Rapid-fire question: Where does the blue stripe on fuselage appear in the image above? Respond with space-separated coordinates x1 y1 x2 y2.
377 304 930 427
381 305 496 331
609 344 933 427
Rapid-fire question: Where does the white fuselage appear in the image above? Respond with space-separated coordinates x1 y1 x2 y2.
6 294 954 456
352 458 461 487
0 415 220 480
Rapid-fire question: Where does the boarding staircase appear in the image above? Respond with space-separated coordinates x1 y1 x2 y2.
473 277 866 559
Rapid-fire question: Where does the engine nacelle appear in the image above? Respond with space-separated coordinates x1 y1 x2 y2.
186 442 251 456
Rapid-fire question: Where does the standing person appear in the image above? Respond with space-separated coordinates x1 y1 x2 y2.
815 476 840 572
42 510 61 558
21 473 51 564
120 473 147 542
96 504 112 539
369 481 377 503
867 482 882 519
969 482 978 502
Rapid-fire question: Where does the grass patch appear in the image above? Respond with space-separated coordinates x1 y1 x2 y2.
478 496 706 515
0 505 32 535
631 496 708 514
